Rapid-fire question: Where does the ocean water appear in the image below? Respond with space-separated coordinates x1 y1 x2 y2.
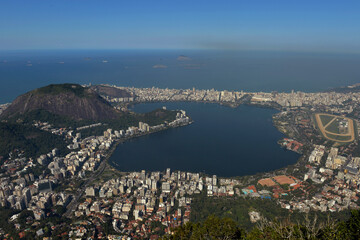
109 102 299 177
1 50 360 103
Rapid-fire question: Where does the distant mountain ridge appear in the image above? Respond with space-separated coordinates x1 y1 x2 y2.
1 84 121 121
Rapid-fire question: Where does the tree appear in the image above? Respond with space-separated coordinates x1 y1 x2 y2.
163 215 245 240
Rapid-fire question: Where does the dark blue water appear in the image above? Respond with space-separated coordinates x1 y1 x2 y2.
1 50 360 104
109 102 299 177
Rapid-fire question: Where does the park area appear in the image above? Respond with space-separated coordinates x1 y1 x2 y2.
314 113 355 143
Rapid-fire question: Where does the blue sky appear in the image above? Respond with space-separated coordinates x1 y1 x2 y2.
1 0 360 53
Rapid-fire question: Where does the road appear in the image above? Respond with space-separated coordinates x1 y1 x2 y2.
63 157 107 218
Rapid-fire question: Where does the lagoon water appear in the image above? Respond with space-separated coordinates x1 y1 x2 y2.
109 102 300 177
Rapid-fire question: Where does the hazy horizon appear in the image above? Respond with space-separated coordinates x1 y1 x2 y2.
1 1 360 53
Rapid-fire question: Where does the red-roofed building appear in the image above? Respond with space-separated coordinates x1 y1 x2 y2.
247 185 257 193
19 232 26 239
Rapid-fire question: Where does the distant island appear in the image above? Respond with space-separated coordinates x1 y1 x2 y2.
152 64 168 69
177 55 192 61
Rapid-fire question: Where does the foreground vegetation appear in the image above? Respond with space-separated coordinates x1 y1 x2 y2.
190 191 350 231
164 210 360 240
1 204 358 239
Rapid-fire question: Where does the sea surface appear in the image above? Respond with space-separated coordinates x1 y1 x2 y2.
109 102 300 177
1 50 360 104
1 49 359 176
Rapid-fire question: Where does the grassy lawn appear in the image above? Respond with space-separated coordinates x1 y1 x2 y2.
325 133 352 142
319 114 335 126
94 164 124 184
325 118 342 134
354 121 359 141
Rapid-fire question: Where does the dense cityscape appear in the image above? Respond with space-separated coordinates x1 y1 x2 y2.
1 82 360 238
2 0 360 238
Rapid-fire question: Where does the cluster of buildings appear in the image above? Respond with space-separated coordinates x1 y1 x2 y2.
70 161 360 236
76 123 102 131
31 121 107 180
0 142 73 213
0 106 191 238
308 145 326 165
35 109 190 181
261 90 357 115
0 166 71 215
279 138 304 153
72 169 255 238
280 168 360 213
276 145 360 213
0 120 104 235
168 111 190 127
104 95 135 103
75 169 195 238
99 85 246 104
95 85 360 116
0 103 10 115
33 121 68 135
237 142 360 214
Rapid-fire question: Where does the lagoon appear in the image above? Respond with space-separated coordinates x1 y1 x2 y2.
109 102 299 177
